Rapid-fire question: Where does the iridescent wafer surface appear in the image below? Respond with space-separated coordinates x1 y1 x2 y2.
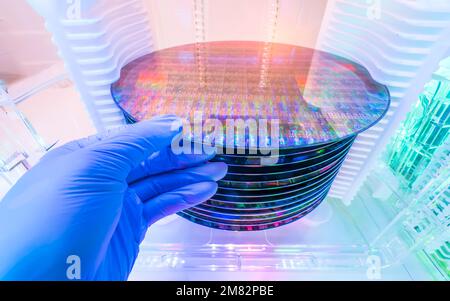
111 41 389 231
111 41 389 148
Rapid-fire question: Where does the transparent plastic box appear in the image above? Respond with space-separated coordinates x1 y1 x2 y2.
6 0 449 280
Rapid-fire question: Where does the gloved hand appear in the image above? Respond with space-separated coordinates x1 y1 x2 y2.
0 115 227 280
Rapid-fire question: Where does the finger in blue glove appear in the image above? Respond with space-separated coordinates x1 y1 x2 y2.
0 115 227 280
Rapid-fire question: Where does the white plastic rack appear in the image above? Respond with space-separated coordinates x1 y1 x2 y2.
27 0 153 131
318 0 450 204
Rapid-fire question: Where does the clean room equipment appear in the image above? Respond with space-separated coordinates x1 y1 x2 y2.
1 0 449 280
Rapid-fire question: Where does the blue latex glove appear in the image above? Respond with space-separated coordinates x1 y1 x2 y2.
0 115 227 280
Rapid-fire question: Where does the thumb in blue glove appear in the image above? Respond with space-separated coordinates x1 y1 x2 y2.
0 115 227 280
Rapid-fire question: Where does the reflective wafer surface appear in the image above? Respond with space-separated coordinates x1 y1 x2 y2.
111 41 389 231
111 41 389 148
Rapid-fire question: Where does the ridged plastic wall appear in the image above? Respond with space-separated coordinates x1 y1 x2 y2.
27 0 153 131
317 0 450 204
